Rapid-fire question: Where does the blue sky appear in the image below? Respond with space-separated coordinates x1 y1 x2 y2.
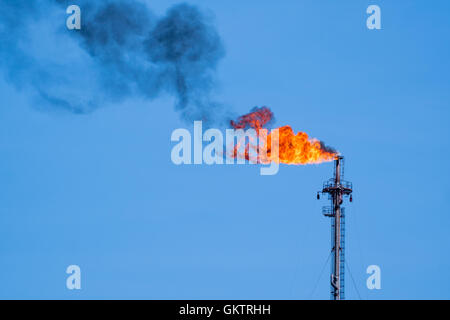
1 0 450 299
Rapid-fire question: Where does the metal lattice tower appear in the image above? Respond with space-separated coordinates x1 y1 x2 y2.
318 156 352 300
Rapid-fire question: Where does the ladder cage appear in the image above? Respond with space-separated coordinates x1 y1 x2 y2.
329 207 345 300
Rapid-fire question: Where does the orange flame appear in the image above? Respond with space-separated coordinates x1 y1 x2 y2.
230 107 338 165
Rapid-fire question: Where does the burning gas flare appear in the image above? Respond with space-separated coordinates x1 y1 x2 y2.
230 107 338 164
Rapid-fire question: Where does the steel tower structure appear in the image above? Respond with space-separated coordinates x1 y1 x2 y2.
317 156 353 300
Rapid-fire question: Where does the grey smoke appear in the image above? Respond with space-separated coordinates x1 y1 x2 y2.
319 141 337 155
0 0 225 123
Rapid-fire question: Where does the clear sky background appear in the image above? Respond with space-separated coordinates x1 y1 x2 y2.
1 0 450 299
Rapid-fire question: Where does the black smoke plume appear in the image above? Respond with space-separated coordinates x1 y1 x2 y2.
0 0 225 123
